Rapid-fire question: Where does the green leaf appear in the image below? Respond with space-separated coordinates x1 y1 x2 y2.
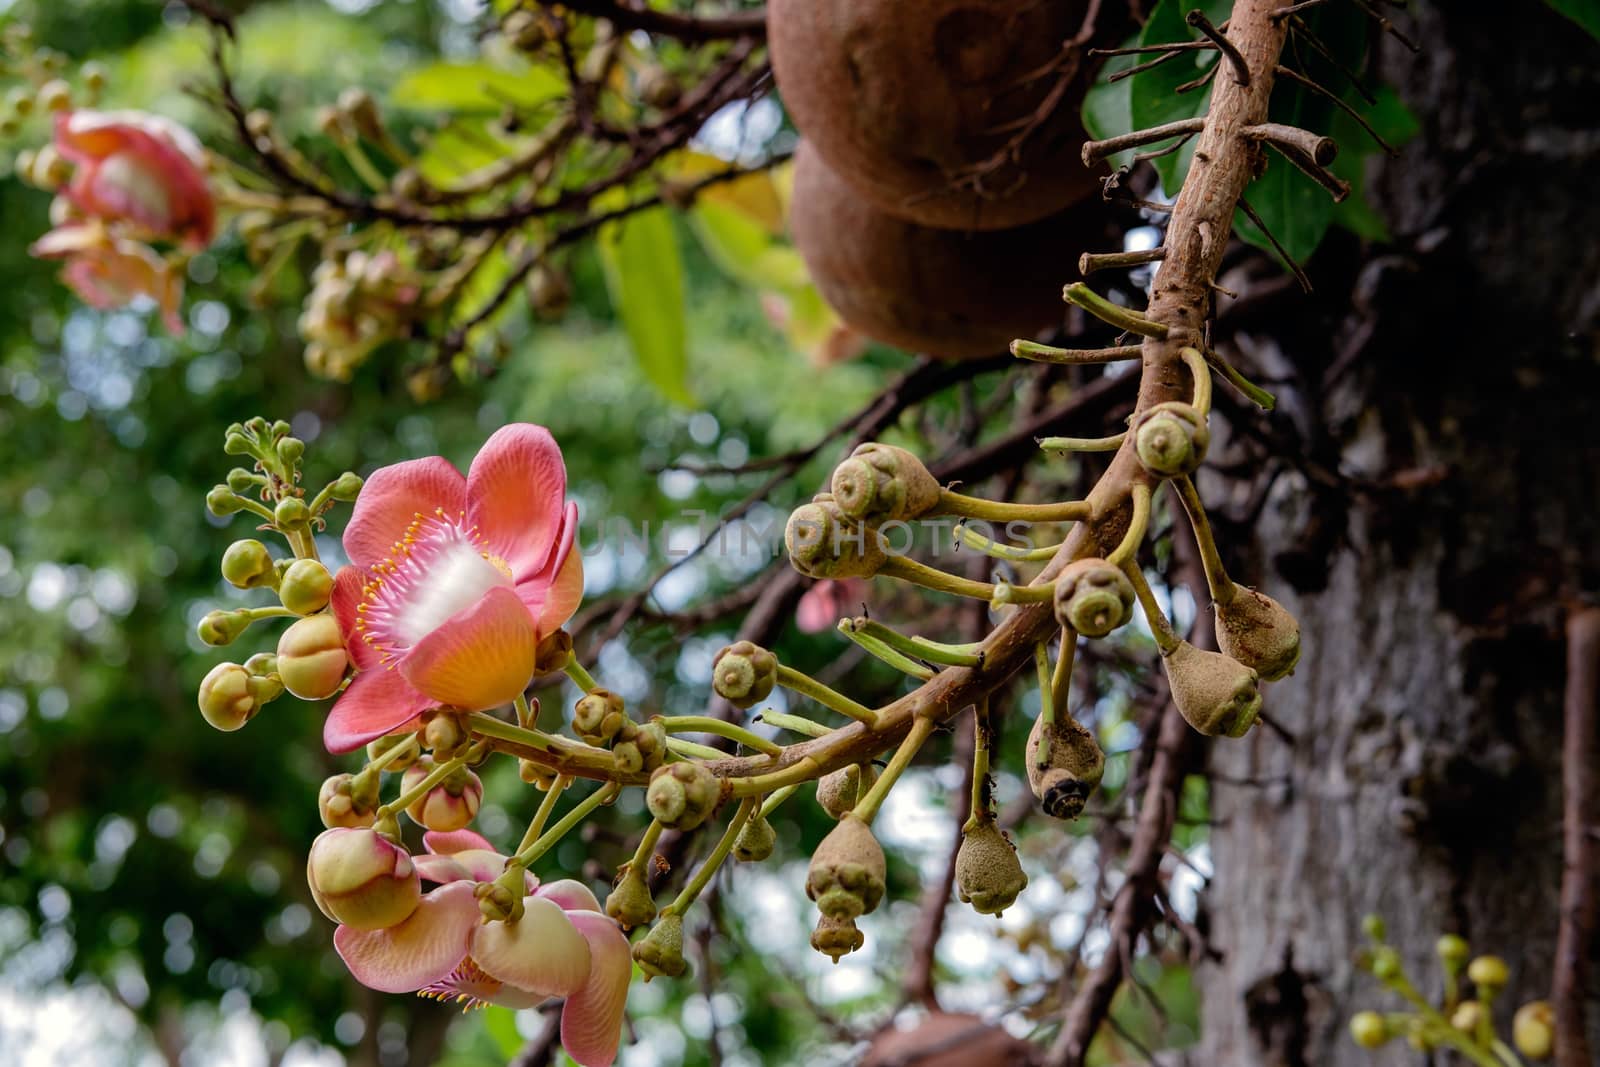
688 201 809 292
1328 87 1419 241
481 1008 523 1058
392 60 566 114
1545 0 1600 39
1127 0 1230 193
597 207 693 406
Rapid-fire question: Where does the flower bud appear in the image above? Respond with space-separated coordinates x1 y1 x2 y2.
573 688 627 746
1435 933 1470 970
829 442 941 525
816 763 878 820
327 472 364 502
810 914 864 963
785 494 886 580
198 609 251 647
711 641 778 709
1053 558 1136 639
226 468 261 494
1451 1000 1485 1033
1215 586 1301 681
476 875 524 923
207 485 248 517
605 863 657 930
1370 946 1401 981
274 496 311 529
613 720 667 775
955 820 1028 915
519 758 558 787
243 651 279 677
305 827 421 930
279 558 333 615
319 773 377 829
1025 715 1105 820
1362 914 1387 942
1133 401 1209 477
632 912 688 980
277 613 349 700
37 79 72 112
422 711 470 757
199 661 261 731
534 629 574 674
402 758 483 832
277 436 305 466
221 539 275 589
1467 955 1509 989
1513 1000 1553 1060
646 762 721 831
734 815 777 862
806 815 886 920
1348 1011 1389 1049
366 733 422 773
1161 641 1261 738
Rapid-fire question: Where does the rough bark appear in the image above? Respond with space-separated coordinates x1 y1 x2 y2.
1201 3 1600 1065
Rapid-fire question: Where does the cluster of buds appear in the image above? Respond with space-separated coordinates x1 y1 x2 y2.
300 250 424 382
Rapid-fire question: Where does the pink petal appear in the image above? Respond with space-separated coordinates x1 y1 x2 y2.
412 854 475 885
534 879 601 914
471 897 592 998
343 457 466 570
538 504 585 633
560 912 632 1067
331 566 379 670
334 881 480 993
322 668 432 754
424 829 497 856
795 582 836 634
397 585 539 711
466 425 568 583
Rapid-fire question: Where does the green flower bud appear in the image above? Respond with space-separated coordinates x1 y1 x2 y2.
785 494 886 580
632 912 688 980
955 820 1028 915
1348 1011 1389 1049
1025 714 1105 820
327 472 364 502
1362 914 1387 942
519 758 559 788
274 496 311 529
810 914 864 963
277 614 349 700
306 827 421 930
1513 1000 1554 1060
198 662 259 731
1436 933 1470 970
573 688 627 746
816 763 878 820
279 558 333 615
1053 558 1136 639
605 863 657 930
197 609 251 646
733 815 777 862
1451 1000 1485 1032
243 652 279 677
367 733 422 773
423 711 469 757
223 430 252 455
829 442 941 525
207 485 248 516
1215 585 1301 681
711 641 778 709
613 720 667 775
1161 641 1261 738
1467 955 1509 989
645 762 721 831
1370 946 1402 982
1133 401 1209 477
245 417 270 436
277 436 305 465
806 815 886 920
319 773 377 829
226 467 261 494
402 758 483 832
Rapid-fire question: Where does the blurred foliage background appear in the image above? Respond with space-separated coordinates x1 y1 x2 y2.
0 2 1207 1065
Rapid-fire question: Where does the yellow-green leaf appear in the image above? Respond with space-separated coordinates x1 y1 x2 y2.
597 208 693 406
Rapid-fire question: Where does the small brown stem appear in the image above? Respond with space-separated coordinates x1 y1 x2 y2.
1554 607 1600 1067
1079 247 1167 275
1187 10 1250 85
1237 196 1312 292
1082 118 1208 165
1243 122 1337 165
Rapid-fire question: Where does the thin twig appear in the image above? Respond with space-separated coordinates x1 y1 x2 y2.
534 0 766 42
1187 10 1250 86
1275 65 1398 155
1554 607 1600 1067
1237 196 1313 293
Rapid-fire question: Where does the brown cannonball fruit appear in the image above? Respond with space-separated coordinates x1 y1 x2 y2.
863 1011 1039 1066
790 142 1111 359
768 0 1102 230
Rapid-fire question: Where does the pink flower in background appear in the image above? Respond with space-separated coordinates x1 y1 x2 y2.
334 830 630 1067
796 578 869 634
53 109 215 246
325 425 584 753
28 223 185 334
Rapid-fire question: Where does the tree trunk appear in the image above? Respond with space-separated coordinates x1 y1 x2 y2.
1200 3 1600 1064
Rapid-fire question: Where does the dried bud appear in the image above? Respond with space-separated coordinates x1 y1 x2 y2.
1053 558 1136 639
955 820 1028 915
1513 1000 1554 1060
830 442 940 525
276 614 349 700
1467 955 1509 989
806 815 886 920
1133 401 1209 477
810 914 864 963
198 661 267 731
279 558 333 615
573 688 628 746
197 609 251 647
1025 715 1105 820
319 773 377 829
645 762 720 831
402 758 483 832
632 912 688 980
534 629 574 674
366 733 422 773
733 815 777 862
711 641 778 709
816 763 878 820
221 539 276 589
305 827 421 930
1348 1011 1389 1049
1215 585 1301 681
1161 641 1261 738
785 494 886 579
604 863 657 930
613 720 667 774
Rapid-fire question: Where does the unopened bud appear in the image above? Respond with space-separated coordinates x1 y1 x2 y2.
422 711 469 757
733 815 777 862
632 912 687 980
278 558 333 615
785 494 886 580
1513 1000 1553 1060
604 863 657 930
1053 558 1135 639
327 472 364 502
319 773 377 829
1436 933 1470 970
1348 1011 1389 1049
711 641 778 709
402 758 483 832
274 496 311 529
198 609 251 646
534 630 574 674
367 733 422 773
1162 641 1261 738
613 720 667 774
816 763 877 820
305 827 421 930
830 442 941 524
1451 1000 1485 1033
199 661 260 731
1467 955 1509 990
277 613 349 700
1133 401 1209 477
645 762 720 831
207 485 248 517
806 815 886 920
1215 585 1301 681
573 689 627 745
36 79 71 112
955 820 1028 915
276 436 305 466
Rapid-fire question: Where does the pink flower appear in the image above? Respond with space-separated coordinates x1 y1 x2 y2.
53 110 215 247
29 222 185 334
796 578 869 634
333 829 631 1067
326 425 584 753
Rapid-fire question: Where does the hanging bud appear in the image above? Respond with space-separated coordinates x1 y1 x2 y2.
1467 955 1509 990
829 442 941 525
534 629 574 674
197 609 252 647
206 485 249 517
733 815 777 862
632 912 688 980
1133 401 1209 477
1161 641 1261 738
1025 715 1105 820
810 914 864 963
277 436 306 466
1215 585 1301 681
1053 558 1136 639
366 733 422 773
816 763 878 820
319 773 377 829
402 758 483 832
785 494 886 579
422 711 469 757
605 863 657 930
198 661 268 731
326 472 364 502
274 496 311 530
277 614 349 700
573 688 628 746
711 641 778 709
519 759 558 788
1348 1011 1389 1049
1512 1000 1554 1060
279 558 333 615
305 827 421 930
221 539 276 589
226 468 261 494
955 820 1029 915
613 720 667 774
645 762 721 831
806 815 886 920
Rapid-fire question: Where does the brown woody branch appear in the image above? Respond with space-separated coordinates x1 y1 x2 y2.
542 0 767 42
